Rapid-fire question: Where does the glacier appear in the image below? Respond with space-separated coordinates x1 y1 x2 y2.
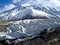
0 18 60 41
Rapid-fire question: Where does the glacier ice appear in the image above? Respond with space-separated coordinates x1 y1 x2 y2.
0 18 60 41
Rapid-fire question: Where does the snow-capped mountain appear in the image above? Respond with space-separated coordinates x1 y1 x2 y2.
0 5 59 21
0 0 60 43
0 0 60 21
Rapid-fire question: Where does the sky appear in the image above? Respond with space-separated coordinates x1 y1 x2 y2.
0 0 12 8
0 0 60 13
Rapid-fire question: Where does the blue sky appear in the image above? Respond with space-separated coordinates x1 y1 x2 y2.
0 0 60 13
0 0 12 8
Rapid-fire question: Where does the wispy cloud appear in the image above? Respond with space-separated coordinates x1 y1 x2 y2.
39 0 60 10
13 0 20 3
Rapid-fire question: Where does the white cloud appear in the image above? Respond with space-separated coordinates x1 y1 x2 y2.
36 0 60 10
47 0 60 10
4 4 15 10
0 4 15 13
50 0 60 6
21 3 31 7
37 0 60 6
12 0 60 7
13 0 20 3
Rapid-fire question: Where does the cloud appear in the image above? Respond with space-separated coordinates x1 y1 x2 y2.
12 0 60 7
13 0 20 3
37 0 60 6
0 4 15 13
12 0 60 10
21 3 31 7
50 0 60 6
47 0 60 10
35 0 60 10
